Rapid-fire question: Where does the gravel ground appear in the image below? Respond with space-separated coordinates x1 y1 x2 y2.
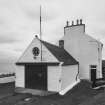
0 80 105 105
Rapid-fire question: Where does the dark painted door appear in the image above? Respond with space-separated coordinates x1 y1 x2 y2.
91 69 96 82
102 67 105 80
25 64 47 90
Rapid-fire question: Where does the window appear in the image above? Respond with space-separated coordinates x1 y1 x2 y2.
90 65 97 69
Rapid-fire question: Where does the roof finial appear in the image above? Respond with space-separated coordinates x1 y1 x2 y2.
35 35 38 38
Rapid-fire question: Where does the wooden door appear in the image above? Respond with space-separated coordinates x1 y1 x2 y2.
25 64 47 90
91 69 96 82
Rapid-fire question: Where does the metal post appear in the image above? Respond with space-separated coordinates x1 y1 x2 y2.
40 5 42 61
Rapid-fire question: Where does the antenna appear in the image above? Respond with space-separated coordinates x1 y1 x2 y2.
40 5 42 61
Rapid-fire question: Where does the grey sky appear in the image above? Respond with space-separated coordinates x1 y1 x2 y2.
0 0 105 67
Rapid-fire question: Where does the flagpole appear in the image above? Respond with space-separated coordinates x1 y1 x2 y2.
40 5 42 61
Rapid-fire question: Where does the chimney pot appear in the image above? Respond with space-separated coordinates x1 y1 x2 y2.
66 21 69 27
80 19 82 25
77 19 79 25
72 21 74 26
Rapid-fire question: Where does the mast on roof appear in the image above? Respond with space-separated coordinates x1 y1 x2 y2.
40 5 42 61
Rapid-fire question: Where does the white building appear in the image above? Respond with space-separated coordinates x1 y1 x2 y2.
62 19 103 81
16 19 103 95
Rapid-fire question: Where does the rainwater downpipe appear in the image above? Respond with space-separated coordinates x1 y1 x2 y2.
76 63 79 81
59 62 64 91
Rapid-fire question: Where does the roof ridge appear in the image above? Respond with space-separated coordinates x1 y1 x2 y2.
40 39 60 48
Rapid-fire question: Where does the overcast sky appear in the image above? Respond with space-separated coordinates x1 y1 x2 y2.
0 0 105 67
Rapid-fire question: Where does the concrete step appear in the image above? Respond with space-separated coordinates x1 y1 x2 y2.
92 80 105 88
15 87 56 96
95 80 105 86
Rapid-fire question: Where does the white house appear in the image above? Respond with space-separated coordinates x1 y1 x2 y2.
15 19 103 95
16 35 79 95
61 19 103 81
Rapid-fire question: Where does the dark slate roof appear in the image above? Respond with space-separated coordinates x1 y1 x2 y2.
102 60 105 68
41 40 78 66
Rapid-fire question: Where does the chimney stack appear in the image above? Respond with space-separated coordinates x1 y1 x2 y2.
64 19 85 34
59 40 64 48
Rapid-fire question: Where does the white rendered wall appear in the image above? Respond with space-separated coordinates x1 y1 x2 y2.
61 65 78 90
18 37 58 63
48 66 62 92
62 25 102 80
15 66 25 87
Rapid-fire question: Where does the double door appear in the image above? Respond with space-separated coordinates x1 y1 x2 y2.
25 64 47 90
